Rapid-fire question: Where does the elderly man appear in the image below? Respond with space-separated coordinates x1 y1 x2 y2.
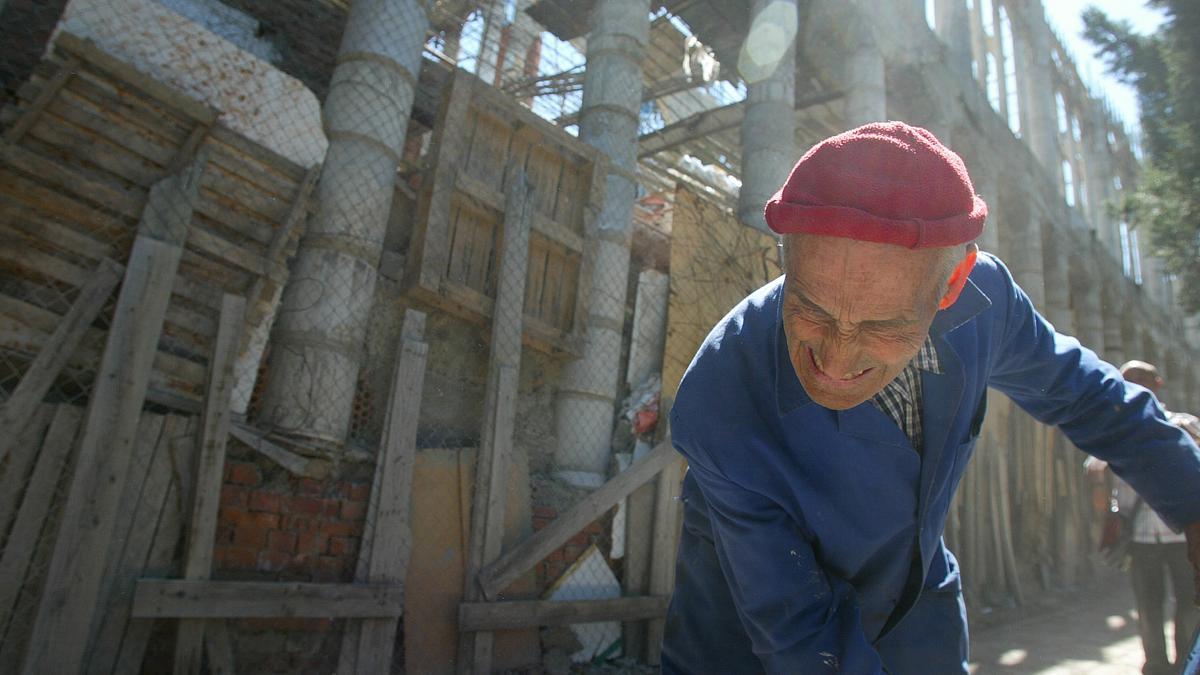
660 122 1200 674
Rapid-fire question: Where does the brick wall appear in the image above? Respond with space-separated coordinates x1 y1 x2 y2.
0 0 71 106
531 505 614 593
209 443 373 673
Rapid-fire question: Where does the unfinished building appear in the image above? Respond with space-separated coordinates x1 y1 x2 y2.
0 0 1197 671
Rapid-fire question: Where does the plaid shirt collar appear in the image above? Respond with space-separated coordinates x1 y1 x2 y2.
871 336 941 451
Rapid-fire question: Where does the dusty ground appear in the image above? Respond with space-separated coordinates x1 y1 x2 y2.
969 569 1175 674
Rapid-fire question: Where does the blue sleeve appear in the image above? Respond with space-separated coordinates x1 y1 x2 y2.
680 454 887 674
984 259 1200 530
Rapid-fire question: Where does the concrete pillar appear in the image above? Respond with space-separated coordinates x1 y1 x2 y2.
844 41 886 127
1011 2 1058 174
260 0 429 443
737 0 797 232
1041 223 1075 335
1069 240 1106 357
997 173 1046 307
552 0 650 480
1101 275 1126 365
935 0 973 76
1085 105 1116 249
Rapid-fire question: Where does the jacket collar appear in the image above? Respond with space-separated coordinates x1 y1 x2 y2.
773 276 991 418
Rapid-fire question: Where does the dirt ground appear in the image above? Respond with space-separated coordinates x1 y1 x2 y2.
968 569 1174 674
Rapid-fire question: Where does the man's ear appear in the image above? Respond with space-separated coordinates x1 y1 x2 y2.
938 245 978 310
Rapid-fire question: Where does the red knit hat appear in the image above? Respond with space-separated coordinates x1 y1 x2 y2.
764 122 987 248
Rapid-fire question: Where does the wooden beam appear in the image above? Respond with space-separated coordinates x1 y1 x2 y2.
645 456 686 664
174 293 247 675
4 57 78 143
339 310 428 674
0 406 83 629
229 423 331 479
477 440 677 601
637 90 844 159
21 155 204 675
460 165 535 675
0 258 122 464
458 596 671 632
132 580 404 619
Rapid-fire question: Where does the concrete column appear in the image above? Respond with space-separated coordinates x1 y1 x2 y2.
1041 223 1075 335
844 41 886 127
935 0 973 76
260 0 429 443
737 0 797 231
1085 105 1117 249
552 0 650 481
997 173 1046 307
1069 240 1106 357
1011 2 1059 174
1101 275 1125 365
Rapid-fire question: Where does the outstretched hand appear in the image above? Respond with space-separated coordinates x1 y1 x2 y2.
1187 521 1200 607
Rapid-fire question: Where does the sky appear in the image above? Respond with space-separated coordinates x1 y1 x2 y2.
1041 0 1166 142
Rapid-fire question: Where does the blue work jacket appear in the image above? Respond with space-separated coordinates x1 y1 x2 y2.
661 253 1200 674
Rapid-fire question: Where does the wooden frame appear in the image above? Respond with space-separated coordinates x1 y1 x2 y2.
403 70 606 357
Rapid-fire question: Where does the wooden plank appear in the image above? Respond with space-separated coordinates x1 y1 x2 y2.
53 33 219 127
173 293 246 675
0 205 121 262
645 457 686 664
346 310 429 674
24 114 164 188
4 58 76 144
458 596 671 632
204 620 235 675
207 124 309 183
460 167 535 675
478 440 677 601
84 412 174 675
229 423 332 479
0 141 145 220
166 124 210 176
19 154 202 675
41 83 181 166
0 166 133 242
111 417 199 675
201 162 291 224
133 580 405 619
0 259 122 464
0 406 83 631
0 406 54 545
206 133 306 205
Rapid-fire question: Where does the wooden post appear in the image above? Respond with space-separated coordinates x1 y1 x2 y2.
21 154 206 675
459 166 534 675
645 456 685 664
337 309 429 674
0 406 83 629
0 258 122 464
174 293 248 675
621 474 655 659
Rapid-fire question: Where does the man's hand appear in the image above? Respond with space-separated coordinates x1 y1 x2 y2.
1187 520 1200 606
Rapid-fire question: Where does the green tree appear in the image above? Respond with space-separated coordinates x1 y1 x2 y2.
1083 2 1200 313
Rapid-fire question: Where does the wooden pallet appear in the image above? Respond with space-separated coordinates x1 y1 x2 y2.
0 32 318 412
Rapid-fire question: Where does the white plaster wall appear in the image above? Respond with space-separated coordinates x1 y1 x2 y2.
57 0 327 168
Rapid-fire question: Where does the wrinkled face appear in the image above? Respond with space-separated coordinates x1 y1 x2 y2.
781 234 952 410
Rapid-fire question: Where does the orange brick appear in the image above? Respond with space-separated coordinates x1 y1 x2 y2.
233 524 271 549
249 490 282 513
218 546 257 570
321 520 362 538
286 496 323 516
258 550 290 572
267 529 297 553
227 461 262 486
296 478 324 496
533 506 556 519
328 536 358 557
340 500 366 521
322 499 340 517
296 531 328 555
221 485 249 508
223 508 280 529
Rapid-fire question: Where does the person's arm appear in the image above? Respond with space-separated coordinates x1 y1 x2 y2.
983 259 1200 532
680 455 887 674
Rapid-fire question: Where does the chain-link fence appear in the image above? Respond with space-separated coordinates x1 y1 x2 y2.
0 0 720 671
